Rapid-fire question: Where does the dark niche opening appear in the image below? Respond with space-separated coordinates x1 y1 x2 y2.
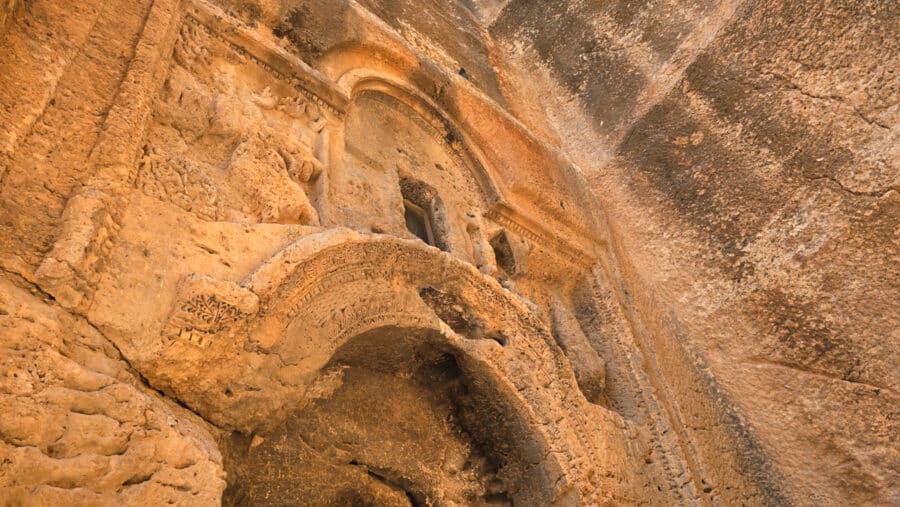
400 177 449 251
404 199 434 245
490 230 517 277
221 327 551 506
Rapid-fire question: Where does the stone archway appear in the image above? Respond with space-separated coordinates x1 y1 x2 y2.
345 76 503 205
136 229 616 504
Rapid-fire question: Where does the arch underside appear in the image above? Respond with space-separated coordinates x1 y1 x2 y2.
144 229 612 504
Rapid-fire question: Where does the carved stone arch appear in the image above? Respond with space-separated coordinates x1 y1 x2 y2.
150 229 615 504
342 73 503 204
243 230 611 503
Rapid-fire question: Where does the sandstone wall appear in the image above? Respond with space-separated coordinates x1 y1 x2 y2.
0 0 655 503
1 0 895 504
490 0 898 505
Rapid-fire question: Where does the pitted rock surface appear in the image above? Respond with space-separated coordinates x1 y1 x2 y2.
0 0 895 505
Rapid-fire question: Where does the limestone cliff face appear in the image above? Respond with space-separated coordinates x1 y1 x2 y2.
0 0 895 505
489 0 899 504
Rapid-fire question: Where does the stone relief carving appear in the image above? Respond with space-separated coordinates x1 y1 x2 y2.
164 274 259 347
549 295 607 404
135 146 221 220
228 126 320 225
173 20 212 72
465 212 498 276
137 13 329 225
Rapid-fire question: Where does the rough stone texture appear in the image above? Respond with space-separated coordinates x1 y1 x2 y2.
0 275 226 504
0 0 17 34
1 0 896 505
491 0 898 504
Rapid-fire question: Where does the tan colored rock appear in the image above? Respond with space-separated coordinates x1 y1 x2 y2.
0 277 226 505
0 0 895 505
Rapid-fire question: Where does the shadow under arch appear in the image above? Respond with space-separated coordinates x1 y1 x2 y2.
223 323 557 506
244 230 606 502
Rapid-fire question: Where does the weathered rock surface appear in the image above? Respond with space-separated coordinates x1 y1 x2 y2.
491 0 899 504
0 0 895 505
0 275 226 504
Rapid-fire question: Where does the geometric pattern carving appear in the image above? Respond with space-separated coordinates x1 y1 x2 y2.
164 274 259 347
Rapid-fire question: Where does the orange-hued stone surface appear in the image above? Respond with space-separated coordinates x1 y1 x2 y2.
0 0 896 505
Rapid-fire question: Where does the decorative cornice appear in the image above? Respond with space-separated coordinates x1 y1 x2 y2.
486 202 597 270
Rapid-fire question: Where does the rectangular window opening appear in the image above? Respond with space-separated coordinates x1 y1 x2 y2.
404 199 435 245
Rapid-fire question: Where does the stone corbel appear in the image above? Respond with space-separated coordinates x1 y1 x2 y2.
34 189 124 313
163 274 259 348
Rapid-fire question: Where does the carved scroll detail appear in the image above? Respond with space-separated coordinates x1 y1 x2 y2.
136 147 220 220
165 274 259 347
